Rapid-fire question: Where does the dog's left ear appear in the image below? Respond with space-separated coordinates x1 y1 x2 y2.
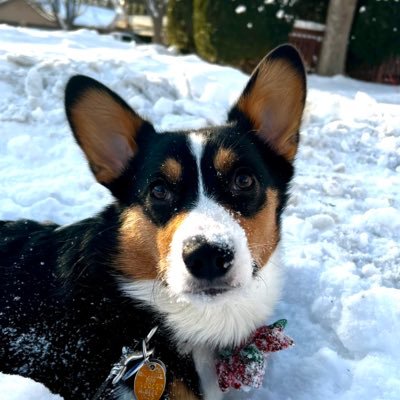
228 44 306 162
65 75 151 186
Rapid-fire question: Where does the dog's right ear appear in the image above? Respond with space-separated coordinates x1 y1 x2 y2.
65 75 151 186
228 45 306 162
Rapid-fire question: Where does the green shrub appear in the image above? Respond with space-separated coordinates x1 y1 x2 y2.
193 0 293 70
166 0 195 53
290 0 329 23
348 0 400 67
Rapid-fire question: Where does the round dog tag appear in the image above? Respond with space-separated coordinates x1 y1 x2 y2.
134 359 166 400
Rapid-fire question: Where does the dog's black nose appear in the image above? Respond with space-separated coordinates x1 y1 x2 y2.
182 235 234 280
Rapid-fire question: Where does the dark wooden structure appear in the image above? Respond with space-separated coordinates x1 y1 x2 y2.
289 19 399 85
289 20 325 72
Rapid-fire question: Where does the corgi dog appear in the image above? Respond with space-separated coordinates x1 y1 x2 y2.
0 44 306 400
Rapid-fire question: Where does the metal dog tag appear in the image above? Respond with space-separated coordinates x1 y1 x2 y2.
134 359 166 400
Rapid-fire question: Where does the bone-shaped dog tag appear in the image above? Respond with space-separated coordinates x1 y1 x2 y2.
134 359 166 400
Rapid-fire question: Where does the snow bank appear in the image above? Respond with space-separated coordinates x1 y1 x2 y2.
1 25 399 400
0 374 61 400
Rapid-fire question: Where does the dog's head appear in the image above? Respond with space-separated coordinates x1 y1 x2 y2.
65 45 306 349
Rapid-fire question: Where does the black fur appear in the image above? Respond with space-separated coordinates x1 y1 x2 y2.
201 125 294 221
0 118 291 400
0 211 200 399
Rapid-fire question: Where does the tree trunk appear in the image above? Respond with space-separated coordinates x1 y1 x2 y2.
317 0 358 76
152 15 163 44
145 0 166 44
49 0 81 30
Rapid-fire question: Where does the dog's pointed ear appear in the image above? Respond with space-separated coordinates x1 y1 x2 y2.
228 45 306 162
65 75 151 185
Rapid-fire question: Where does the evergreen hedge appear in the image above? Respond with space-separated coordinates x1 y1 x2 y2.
348 0 400 67
166 0 195 53
290 0 328 24
193 0 293 70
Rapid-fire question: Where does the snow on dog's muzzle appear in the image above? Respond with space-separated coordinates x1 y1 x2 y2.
182 235 234 281
166 201 254 299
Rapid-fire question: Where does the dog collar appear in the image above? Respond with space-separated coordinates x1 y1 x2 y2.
216 319 294 392
92 326 166 400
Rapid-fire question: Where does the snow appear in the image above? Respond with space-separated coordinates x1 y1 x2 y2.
0 24 399 400
74 5 121 29
235 5 247 14
0 373 62 400
294 20 326 32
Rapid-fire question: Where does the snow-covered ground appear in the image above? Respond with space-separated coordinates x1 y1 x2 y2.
0 25 399 400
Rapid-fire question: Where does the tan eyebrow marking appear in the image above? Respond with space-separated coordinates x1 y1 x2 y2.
214 148 237 173
161 158 182 182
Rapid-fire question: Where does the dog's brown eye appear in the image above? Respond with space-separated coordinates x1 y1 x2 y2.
151 183 170 200
234 172 254 190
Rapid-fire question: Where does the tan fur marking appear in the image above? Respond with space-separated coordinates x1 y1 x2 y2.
157 213 188 278
237 59 305 161
161 158 183 183
116 208 188 280
116 207 159 280
169 379 199 400
70 89 143 184
214 148 237 173
237 189 279 268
